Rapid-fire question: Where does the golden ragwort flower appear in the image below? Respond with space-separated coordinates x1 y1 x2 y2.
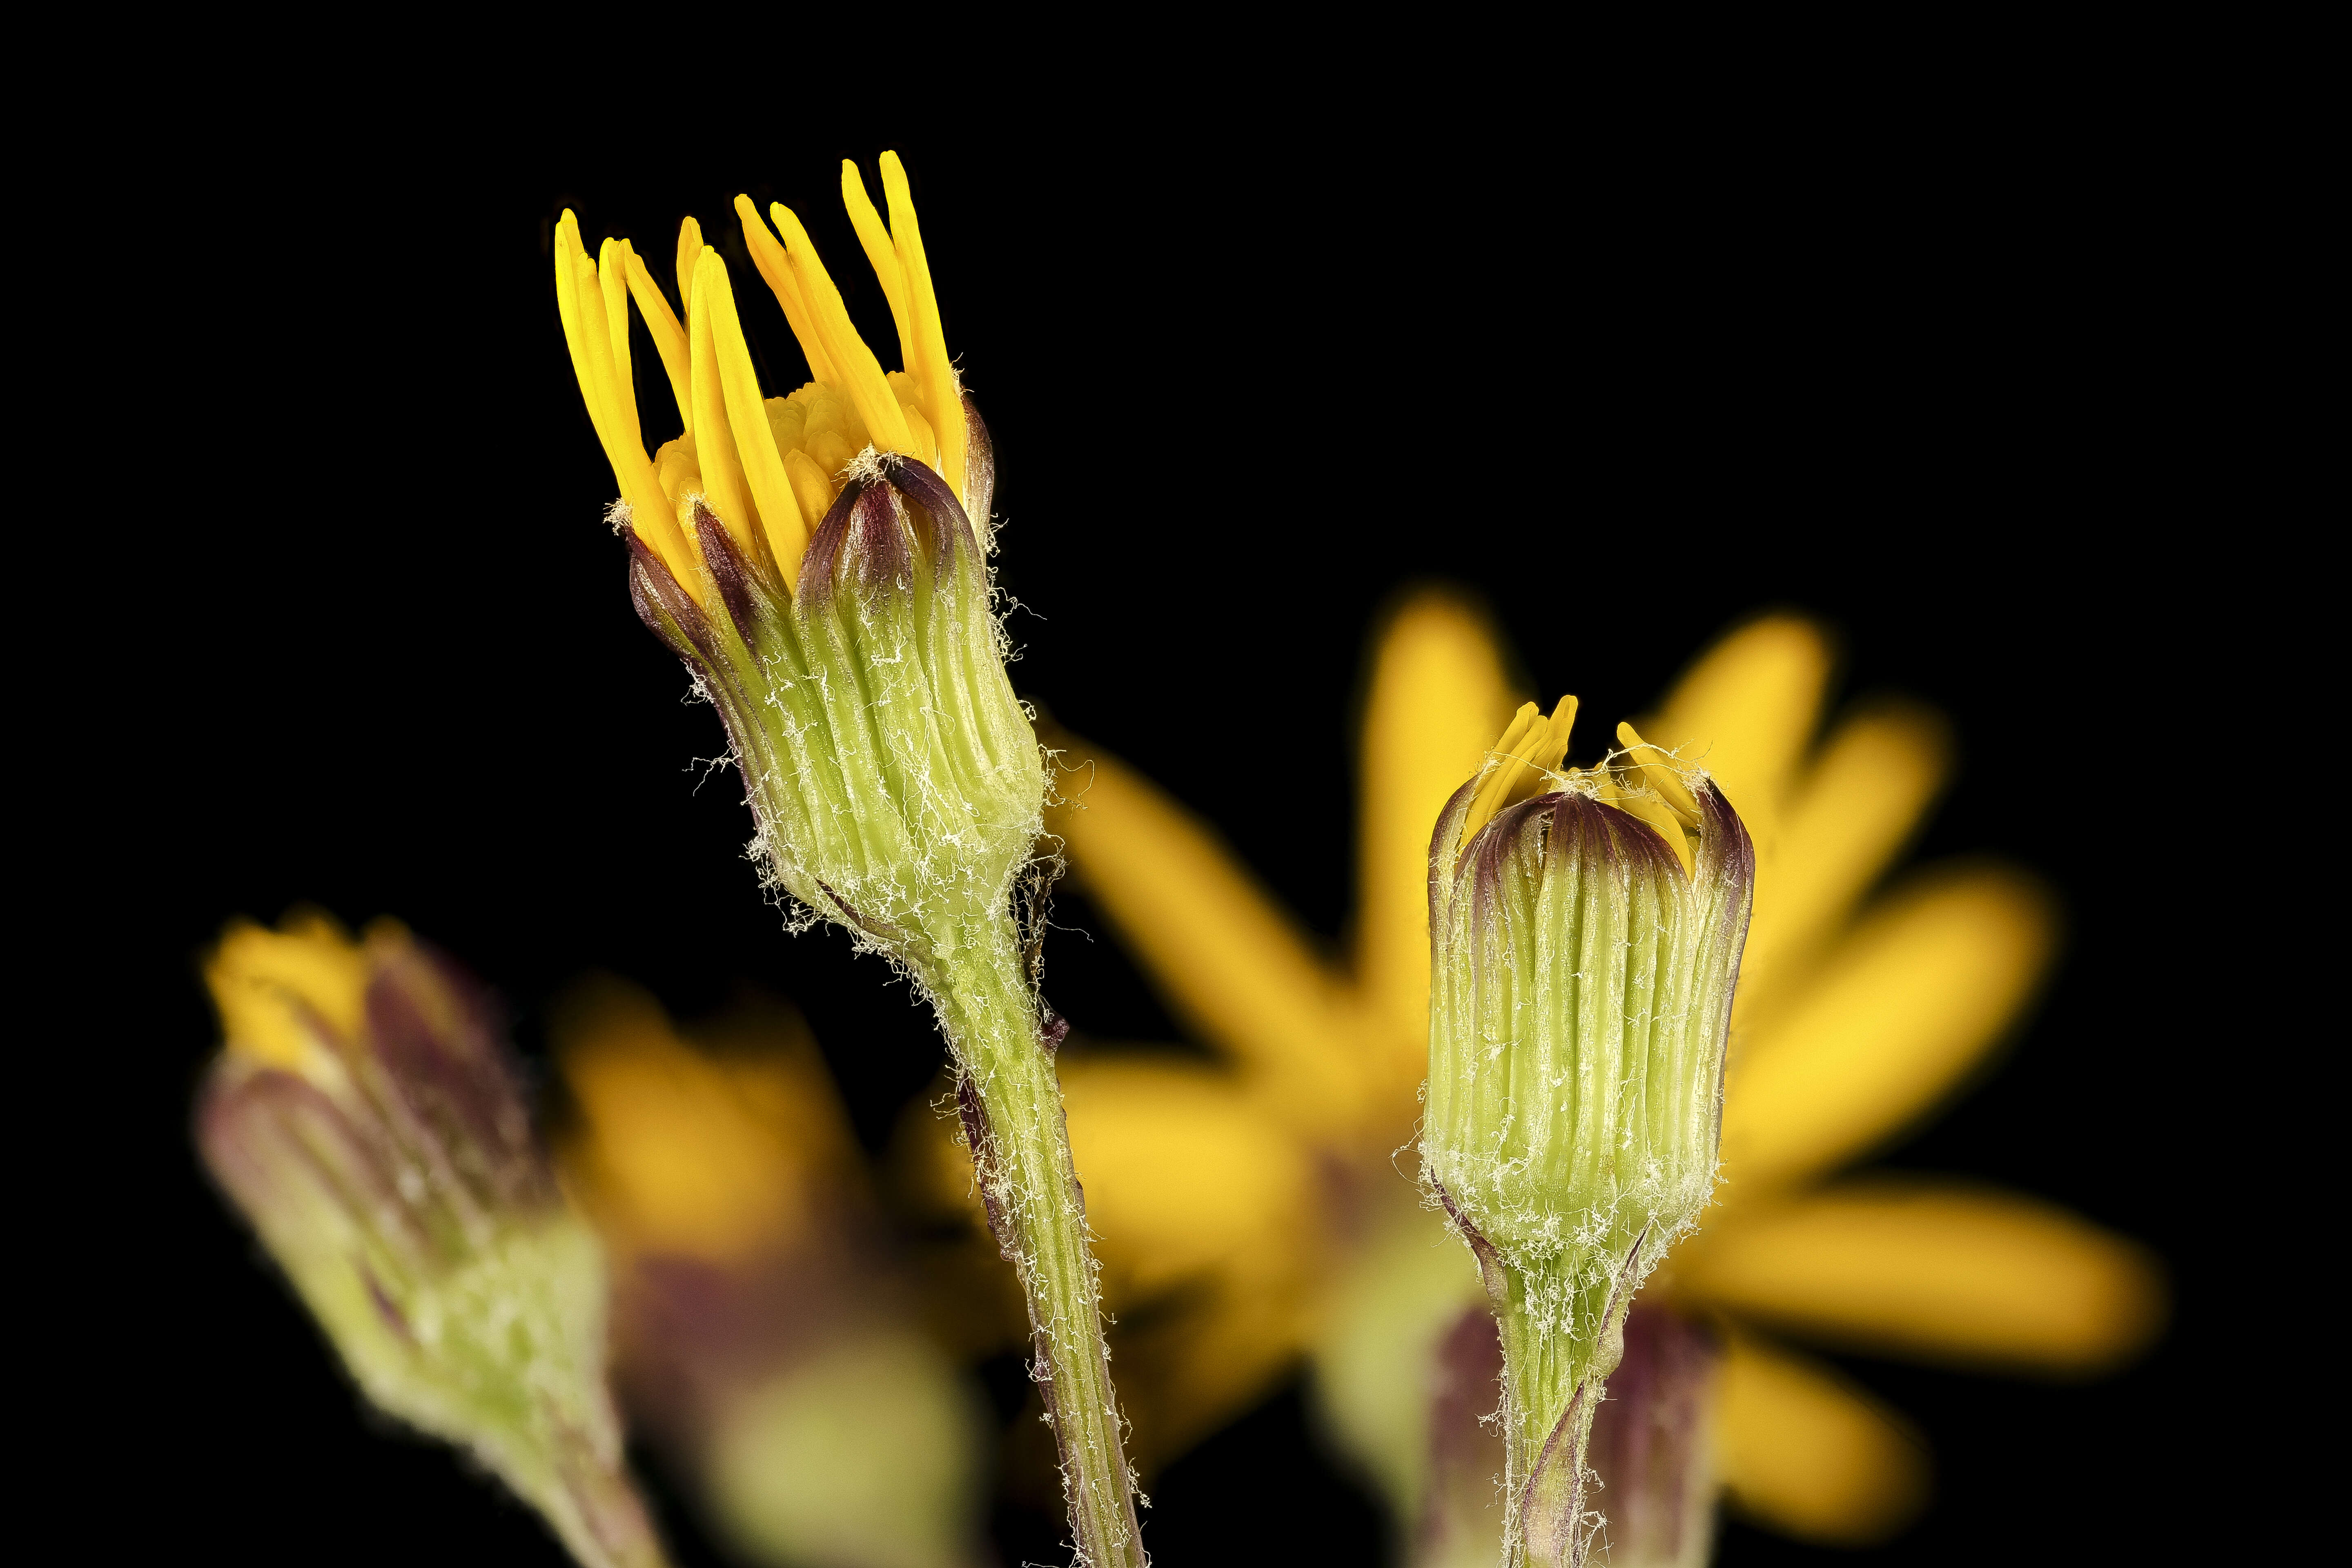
924 594 2165 1546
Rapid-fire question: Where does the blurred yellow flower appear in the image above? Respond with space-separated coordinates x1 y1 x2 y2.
901 591 2164 1546
555 983 989 1568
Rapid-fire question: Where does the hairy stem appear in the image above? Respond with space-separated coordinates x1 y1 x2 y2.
1489 1241 1644 1568
934 912 1144 1568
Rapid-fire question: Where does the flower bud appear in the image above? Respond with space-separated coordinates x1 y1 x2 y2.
628 448 1042 971
1421 702 1752 1565
196 915 666 1568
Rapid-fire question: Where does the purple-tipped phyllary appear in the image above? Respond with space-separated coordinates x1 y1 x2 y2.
625 423 1042 975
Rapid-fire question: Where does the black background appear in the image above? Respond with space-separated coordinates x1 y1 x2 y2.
42 72 2271 1566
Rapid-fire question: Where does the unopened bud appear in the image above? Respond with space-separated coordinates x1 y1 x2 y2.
1421 702 1752 1566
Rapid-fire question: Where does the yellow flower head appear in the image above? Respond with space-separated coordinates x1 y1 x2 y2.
553 153 982 604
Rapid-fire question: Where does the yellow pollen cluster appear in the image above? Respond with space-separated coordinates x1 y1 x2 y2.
553 152 967 602
1460 702 1706 874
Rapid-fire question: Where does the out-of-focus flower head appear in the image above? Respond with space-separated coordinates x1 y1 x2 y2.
197 914 667 1568
553 155 1040 978
931 592 2164 1553
554 979 987 1568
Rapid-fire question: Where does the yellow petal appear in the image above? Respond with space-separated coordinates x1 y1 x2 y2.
768 203 915 457
900 400 938 475
1353 591 1516 1059
1738 702 1950 1023
697 249 808 586
1048 738 1369 1142
1715 1331 1928 1545
1644 615 1833 846
735 196 836 387
554 225 693 587
552 980 844 1266
1676 1180 2167 1374
1056 1057 1320 1466
784 448 837 531
595 239 641 453
1612 720 1701 823
620 240 693 439
674 216 704 324
1721 866 2056 1196
686 249 765 563
1059 1058 1316 1299
839 159 915 373
550 215 619 472
878 152 967 506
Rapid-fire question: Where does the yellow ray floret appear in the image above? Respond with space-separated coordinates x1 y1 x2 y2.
1352 594 1517 1075
1719 867 2056 1196
553 154 969 606
555 982 848 1267
1672 1179 2166 1374
1046 744 1372 1143
1715 1331 1928 1544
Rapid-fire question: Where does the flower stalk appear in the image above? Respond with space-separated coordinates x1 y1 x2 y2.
554 157 1143 1565
942 916 1142 1565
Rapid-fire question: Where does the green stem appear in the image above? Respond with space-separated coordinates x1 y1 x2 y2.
543 1423 673 1568
931 912 1144 1568
1490 1241 1645 1568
